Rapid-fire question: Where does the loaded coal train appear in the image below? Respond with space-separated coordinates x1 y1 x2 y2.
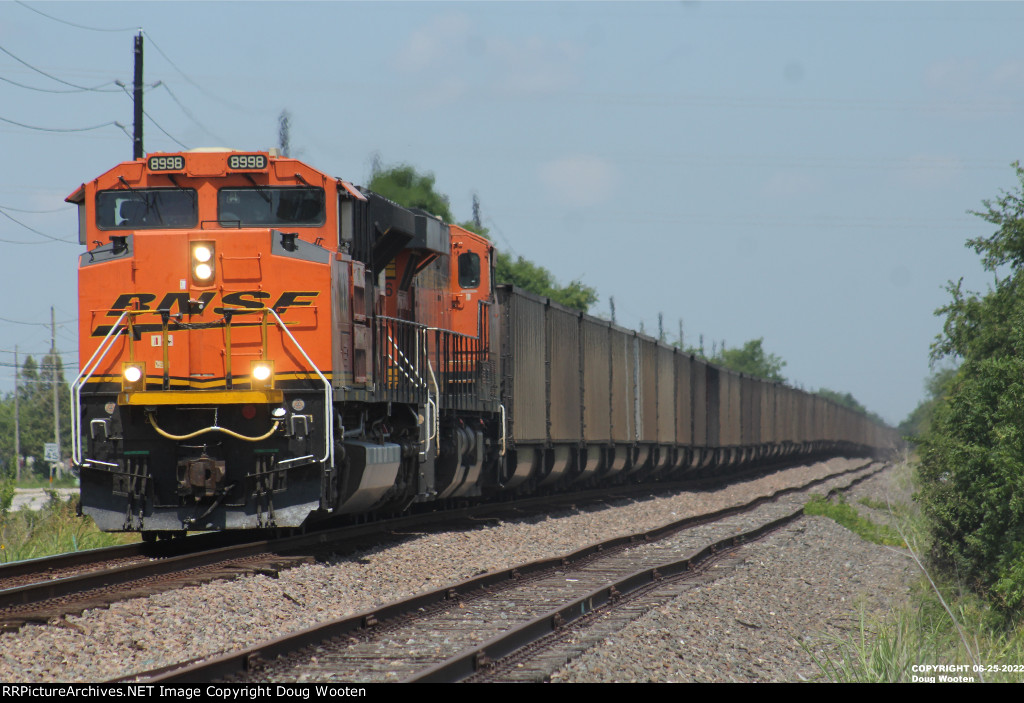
68 149 895 537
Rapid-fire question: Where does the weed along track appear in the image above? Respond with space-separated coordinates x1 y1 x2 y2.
119 459 885 683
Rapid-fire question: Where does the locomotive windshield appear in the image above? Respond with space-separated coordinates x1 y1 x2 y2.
96 189 197 230
217 187 325 227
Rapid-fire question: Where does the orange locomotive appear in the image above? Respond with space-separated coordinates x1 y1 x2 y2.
69 149 498 535
70 149 896 537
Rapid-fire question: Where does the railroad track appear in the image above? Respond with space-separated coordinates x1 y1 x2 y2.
0 530 269 594
118 459 885 683
0 452 859 633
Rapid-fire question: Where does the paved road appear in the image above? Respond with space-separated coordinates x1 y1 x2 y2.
10 488 78 512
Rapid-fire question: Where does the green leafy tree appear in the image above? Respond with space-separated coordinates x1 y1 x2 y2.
918 162 1024 615
368 162 598 312
816 387 886 426
368 163 454 223
709 338 786 382
0 354 72 478
897 366 958 441
0 396 15 477
494 252 598 311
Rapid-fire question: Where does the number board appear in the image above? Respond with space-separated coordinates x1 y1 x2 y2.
147 155 185 172
227 154 268 171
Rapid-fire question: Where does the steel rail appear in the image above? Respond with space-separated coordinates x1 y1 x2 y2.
418 465 888 683
0 450 868 602
117 459 883 683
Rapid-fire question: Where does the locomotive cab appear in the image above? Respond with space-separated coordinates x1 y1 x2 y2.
448 225 494 338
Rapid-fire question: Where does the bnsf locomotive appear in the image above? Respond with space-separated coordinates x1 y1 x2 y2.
68 149 895 536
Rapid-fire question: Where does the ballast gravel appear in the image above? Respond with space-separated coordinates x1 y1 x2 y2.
552 464 917 683
0 457 916 683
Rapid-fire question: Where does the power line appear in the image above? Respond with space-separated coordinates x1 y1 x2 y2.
153 81 225 143
0 204 69 214
0 316 52 328
0 315 76 327
0 42 120 92
15 1 138 33
0 346 78 355
142 30 255 113
0 366 78 376
116 82 189 150
0 73 118 94
0 206 78 244
0 113 126 135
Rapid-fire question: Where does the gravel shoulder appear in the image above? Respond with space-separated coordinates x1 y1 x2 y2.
0 457 903 683
550 465 918 683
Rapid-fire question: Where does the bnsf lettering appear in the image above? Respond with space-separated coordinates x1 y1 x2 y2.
106 293 157 316
148 292 218 315
213 290 271 315
94 290 320 335
272 291 318 310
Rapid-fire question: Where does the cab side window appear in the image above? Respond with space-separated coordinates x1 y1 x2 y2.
458 252 480 289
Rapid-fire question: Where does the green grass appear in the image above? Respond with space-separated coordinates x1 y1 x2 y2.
803 493 906 548
0 491 138 563
14 475 80 489
803 457 1024 683
856 495 913 520
805 582 1024 683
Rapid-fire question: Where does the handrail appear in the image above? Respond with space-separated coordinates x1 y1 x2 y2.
263 307 334 469
426 359 439 447
425 325 485 341
70 310 129 465
499 403 507 457
383 329 426 388
421 392 435 459
70 306 334 470
378 314 426 329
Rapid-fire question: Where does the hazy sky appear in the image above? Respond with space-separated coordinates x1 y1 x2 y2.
1 1 1020 425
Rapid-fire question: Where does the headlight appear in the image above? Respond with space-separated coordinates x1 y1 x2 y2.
190 241 215 284
250 360 274 390
121 362 145 392
193 245 212 263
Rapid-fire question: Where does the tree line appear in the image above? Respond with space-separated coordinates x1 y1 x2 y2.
370 161 883 418
911 162 1024 618
0 353 71 480
368 163 599 312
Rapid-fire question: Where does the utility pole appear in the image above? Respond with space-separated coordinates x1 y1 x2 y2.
133 31 144 160
51 307 60 480
13 346 19 482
